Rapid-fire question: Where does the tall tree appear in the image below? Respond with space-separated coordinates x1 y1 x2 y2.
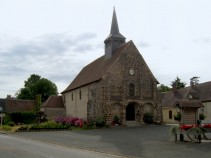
16 74 58 102
157 84 171 92
171 76 186 89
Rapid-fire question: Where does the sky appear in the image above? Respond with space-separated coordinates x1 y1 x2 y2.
0 0 211 98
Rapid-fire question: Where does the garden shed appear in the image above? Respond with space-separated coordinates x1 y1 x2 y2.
174 100 203 124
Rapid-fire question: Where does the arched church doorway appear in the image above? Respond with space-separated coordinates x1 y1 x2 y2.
126 103 135 121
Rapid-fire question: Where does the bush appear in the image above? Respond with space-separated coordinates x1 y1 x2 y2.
10 112 36 124
174 113 181 121
143 112 153 124
3 114 12 125
170 126 179 141
54 117 85 128
199 113 205 120
17 125 29 131
30 121 71 130
2 125 12 131
112 115 120 125
7 121 15 127
95 117 106 128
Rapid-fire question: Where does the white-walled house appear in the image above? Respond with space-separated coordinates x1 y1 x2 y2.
161 81 211 124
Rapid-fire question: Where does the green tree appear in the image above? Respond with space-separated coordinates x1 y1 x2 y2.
16 74 58 102
171 76 186 89
157 84 170 92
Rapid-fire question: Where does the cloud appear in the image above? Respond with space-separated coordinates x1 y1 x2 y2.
72 43 94 52
192 37 211 44
75 33 97 41
137 41 150 48
0 32 99 96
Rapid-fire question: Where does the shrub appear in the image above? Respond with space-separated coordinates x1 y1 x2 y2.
143 112 153 124
3 114 12 125
54 117 85 128
2 125 12 131
199 113 205 120
7 121 15 127
10 112 36 124
112 115 120 125
55 116 65 124
95 117 106 128
30 121 71 130
170 126 179 141
17 125 29 131
174 113 181 121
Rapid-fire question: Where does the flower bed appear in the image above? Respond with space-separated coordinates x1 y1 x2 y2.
55 117 85 128
16 121 71 132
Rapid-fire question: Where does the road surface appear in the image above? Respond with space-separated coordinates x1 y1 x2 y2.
0 134 126 158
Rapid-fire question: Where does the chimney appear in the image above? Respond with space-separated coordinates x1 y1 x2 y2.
190 77 199 87
7 95 11 99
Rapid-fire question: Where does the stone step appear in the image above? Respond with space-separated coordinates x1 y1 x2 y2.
125 121 142 127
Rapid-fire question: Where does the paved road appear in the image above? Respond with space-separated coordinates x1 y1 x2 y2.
0 134 126 158
13 125 211 158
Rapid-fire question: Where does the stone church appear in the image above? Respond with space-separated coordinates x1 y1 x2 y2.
61 9 162 125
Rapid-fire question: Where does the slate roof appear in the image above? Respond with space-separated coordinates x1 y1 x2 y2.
62 41 131 93
161 81 211 107
6 99 36 113
175 100 204 108
41 96 64 108
104 7 125 41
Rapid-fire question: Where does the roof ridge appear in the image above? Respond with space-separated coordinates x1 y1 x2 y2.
62 41 131 94
42 96 50 107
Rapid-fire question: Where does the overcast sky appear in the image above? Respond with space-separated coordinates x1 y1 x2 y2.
0 0 211 98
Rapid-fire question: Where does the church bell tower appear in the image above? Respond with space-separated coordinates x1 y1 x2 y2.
104 8 126 58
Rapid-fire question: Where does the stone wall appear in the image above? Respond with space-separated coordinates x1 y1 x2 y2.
64 42 162 125
87 82 103 122
99 42 161 124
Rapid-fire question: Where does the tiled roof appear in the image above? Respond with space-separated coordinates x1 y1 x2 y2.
62 41 131 93
175 100 203 108
161 81 211 107
6 99 36 113
41 96 64 108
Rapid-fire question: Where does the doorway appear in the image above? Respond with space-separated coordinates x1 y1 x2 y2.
126 103 135 121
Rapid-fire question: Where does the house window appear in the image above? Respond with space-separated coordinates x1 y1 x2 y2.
169 110 172 119
0 106 2 111
79 90 82 100
129 83 135 96
72 93 73 101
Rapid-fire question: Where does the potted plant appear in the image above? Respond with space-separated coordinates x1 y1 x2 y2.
174 113 181 122
199 113 205 121
112 115 120 125
170 126 179 141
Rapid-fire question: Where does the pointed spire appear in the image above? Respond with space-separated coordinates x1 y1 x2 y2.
104 8 126 58
110 7 119 35
109 7 125 39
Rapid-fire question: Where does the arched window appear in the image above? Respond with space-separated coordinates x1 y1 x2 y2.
129 83 135 96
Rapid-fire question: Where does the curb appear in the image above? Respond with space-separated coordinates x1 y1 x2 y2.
0 130 8 135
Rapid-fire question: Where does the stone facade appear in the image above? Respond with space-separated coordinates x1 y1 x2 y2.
62 9 162 125
86 42 161 124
